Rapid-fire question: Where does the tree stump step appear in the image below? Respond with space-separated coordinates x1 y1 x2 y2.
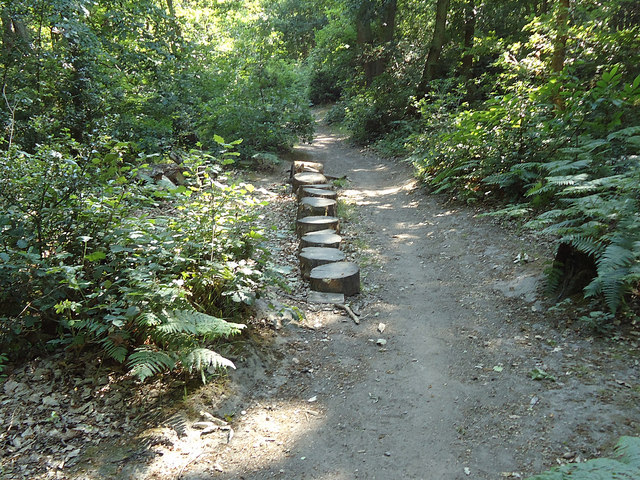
309 261 360 297
299 247 345 279
299 187 338 200
299 231 342 251
292 172 328 191
296 216 340 237
291 161 324 176
296 183 333 199
297 197 337 218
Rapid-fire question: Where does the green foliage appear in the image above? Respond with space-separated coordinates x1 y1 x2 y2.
409 57 640 315
1 0 313 157
0 138 274 381
526 436 640 480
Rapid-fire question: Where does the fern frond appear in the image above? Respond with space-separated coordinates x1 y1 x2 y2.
128 348 176 381
615 436 640 467
598 244 636 270
155 309 245 338
526 437 640 479
182 347 236 373
546 174 589 187
101 338 128 363
565 235 603 257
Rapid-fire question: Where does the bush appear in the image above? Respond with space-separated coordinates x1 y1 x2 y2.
409 63 640 314
0 136 274 381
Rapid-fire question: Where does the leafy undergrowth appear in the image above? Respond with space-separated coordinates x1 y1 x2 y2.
527 436 640 479
0 136 280 382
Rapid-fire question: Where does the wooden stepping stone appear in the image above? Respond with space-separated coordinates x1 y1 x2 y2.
292 172 327 191
291 161 324 175
297 215 340 237
299 230 342 251
297 197 337 218
299 187 338 200
296 183 333 199
299 247 345 279
310 261 360 297
308 291 345 304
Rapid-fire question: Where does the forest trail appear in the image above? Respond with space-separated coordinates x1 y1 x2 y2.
153 119 626 480
169 119 637 480
73 118 638 480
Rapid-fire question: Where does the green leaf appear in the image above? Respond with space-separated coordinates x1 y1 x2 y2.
85 251 106 262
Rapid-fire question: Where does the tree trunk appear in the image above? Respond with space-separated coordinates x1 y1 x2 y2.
355 1 375 85
460 0 476 80
550 0 569 111
372 0 397 78
551 0 569 73
417 0 450 97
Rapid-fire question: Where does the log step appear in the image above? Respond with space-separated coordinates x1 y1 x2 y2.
299 187 338 200
299 247 345 279
291 161 324 175
299 231 342 251
296 216 340 237
296 183 334 199
292 172 328 191
309 261 360 297
297 197 337 218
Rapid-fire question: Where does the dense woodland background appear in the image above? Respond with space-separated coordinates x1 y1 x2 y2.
1 0 639 380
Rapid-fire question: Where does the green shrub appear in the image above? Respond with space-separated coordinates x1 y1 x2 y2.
0 136 273 381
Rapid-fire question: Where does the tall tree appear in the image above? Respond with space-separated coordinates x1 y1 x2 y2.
550 0 569 73
354 0 397 85
460 0 475 80
416 0 450 97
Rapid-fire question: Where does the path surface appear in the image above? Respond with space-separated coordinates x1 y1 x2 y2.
168 122 638 480
72 121 638 480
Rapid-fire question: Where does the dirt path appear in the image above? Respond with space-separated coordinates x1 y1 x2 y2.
37 119 638 480
161 122 639 479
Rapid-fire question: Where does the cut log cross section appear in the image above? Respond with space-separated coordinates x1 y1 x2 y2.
291 161 325 175
292 172 328 191
309 262 360 297
296 215 340 237
288 160 362 299
297 197 337 218
299 187 338 200
299 231 342 251
299 247 345 279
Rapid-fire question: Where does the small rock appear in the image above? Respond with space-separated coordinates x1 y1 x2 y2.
42 395 59 407
376 339 387 346
377 323 386 333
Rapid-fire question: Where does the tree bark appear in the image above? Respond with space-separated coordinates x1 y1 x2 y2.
416 0 450 97
355 1 375 85
355 0 397 85
460 0 476 80
551 0 569 73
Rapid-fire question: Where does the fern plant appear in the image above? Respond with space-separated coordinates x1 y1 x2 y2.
526 436 640 479
128 309 245 382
